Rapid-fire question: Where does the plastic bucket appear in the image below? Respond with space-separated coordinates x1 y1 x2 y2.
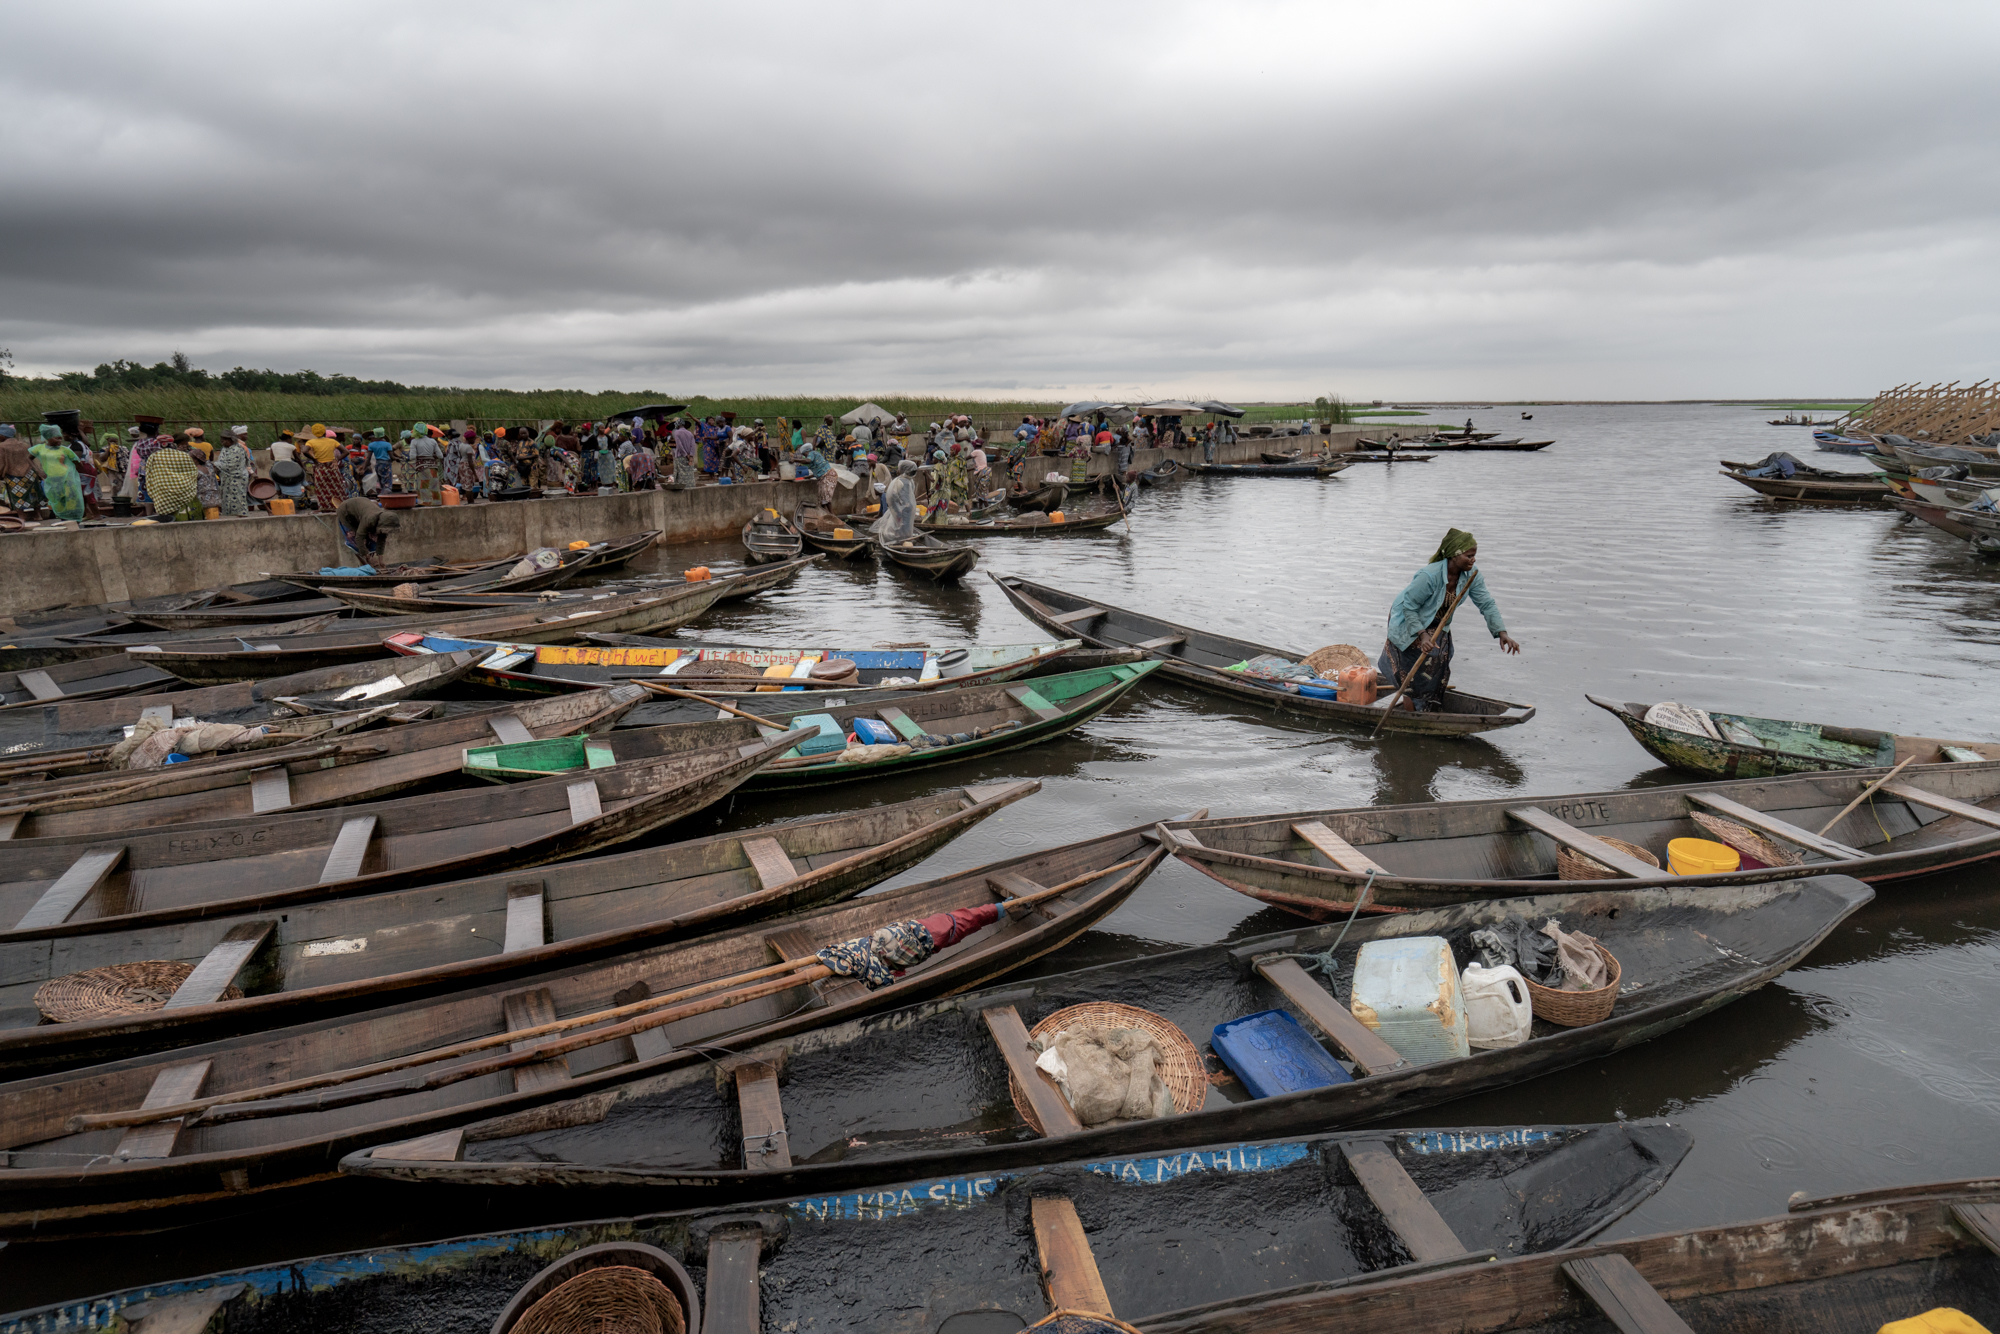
1668 837 1741 876
937 648 972 678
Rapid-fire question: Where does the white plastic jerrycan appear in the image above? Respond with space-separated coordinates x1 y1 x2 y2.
1462 962 1533 1050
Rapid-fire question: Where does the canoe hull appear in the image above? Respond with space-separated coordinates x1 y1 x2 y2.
1588 695 2000 780
1720 468 1892 503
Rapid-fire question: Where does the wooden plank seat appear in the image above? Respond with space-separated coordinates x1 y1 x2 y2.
162 920 275 1009
0 812 20 841
566 779 603 823
990 870 1072 920
15 844 126 929
1293 820 1389 875
1879 780 2000 830
503 881 546 953
1131 634 1185 651
487 713 535 745
369 1127 466 1162
1952 1200 2000 1256
875 706 926 741
734 1061 791 1170
248 765 292 814
1253 956 1408 1076
704 1224 765 1334
318 816 376 883
114 1059 213 1160
1006 685 1066 722
1684 791 1865 861
982 1004 1085 1136
1340 1140 1467 1263
1032 1196 1115 1317
1507 806 1660 878
500 987 570 1093
766 925 867 1006
1560 1253 1697 1333
1046 606 1108 626
18 669 63 701
741 836 800 891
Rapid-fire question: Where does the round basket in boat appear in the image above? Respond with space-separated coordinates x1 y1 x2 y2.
809 657 857 681
1556 837 1660 881
1301 644 1369 677
1008 1002 1206 1137
1027 1313 1150 1333
676 659 767 680
34 961 242 1025
1522 943 1621 1027
1691 811 1801 868
494 1245 696 1334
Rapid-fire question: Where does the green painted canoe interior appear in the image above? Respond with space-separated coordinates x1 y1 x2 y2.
1710 711 1891 764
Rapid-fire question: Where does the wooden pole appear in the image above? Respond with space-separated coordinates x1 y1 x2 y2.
640 681 783 726
1816 756 1916 836
1369 575 1473 737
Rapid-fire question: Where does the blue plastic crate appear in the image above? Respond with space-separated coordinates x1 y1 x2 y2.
850 716 898 746
1212 1008 1353 1099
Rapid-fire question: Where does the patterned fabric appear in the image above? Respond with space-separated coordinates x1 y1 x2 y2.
1376 627 1453 711
145 447 202 519
130 437 166 504
546 447 579 491
816 920 937 990
816 470 837 506
310 459 349 511
29 444 85 520
194 457 221 508
444 442 477 492
212 442 251 516
0 476 39 513
410 461 442 505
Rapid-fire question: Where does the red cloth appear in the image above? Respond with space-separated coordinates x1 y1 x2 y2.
919 903 1000 947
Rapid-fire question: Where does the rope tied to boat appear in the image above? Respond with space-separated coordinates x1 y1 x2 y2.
1261 870 1377 983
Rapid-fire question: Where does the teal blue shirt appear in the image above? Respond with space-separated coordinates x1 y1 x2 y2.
1387 561 1505 651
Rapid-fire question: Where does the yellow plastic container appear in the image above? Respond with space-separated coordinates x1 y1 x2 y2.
203 507 220 521
760 507 779 522
568 540 590 550
1049 510 1066 523
833 527 853 539
1667 837 1740 876
442 485 461 505
1879 1310 1993 1334
756 662 794 692
267 499 295 515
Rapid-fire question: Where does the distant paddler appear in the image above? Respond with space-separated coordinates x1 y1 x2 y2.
1379 528 1520 712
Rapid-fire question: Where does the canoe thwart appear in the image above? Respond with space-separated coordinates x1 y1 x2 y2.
734 1061 791 1171
704 1224 765 1334
982 1004 1085 1137
1045 606 1108 626
15 844 127 930
501 987 571 1093
1560 1253 1697 1333
1293 821 1388 876
741 836 800 891
1032 1195 1115 1317
1340 1140 1466 1262
487 713 535 745
1006 685 1067 722
1878 780 2000 830
1131 635 1186 650
1254 956 1407 1076
566 779 603 824
248 766 293 814
503 881 547 954
1684 792 1866 861
1952 1201 2000 1257
162 919 275 1009
114 1059 214 1161
318 816 377 884
1506 807 1657 878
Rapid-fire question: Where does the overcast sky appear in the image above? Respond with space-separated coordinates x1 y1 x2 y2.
5 0 1997 399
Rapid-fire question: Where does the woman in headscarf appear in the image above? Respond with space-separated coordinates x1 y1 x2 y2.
301 423 348 511
187 433 222 514
0 426 40 514
445 428 479 499
212 428 253 517
544 421 581 493
670 417 699 488
95 431 126 506
127 424 169 505
408 423 444 504
1377 528 1520 712
145 438 205 521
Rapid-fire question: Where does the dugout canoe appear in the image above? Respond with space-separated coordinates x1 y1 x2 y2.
1588 694 2000 780
0 819 1170 1238
123 598 352 632
1 1120 1689 1332
343 876 1859 1213
0 650 485 758
0 720 812 943
271 557 517 591
1427 438 1554 452
0 653 176 711
0 782 1037 1075
919 507 1126 535
389 633 1075 696
1341 450 1437 462
1718 461 1892 503
127 582 729 683
1139 457 1184 484
1195 459 1349 477
309 531 665 614
1892 494 1981 540
993 574 1536 737
876 532 979 581
1260 448 1306 464
1132 1177 2000 1334
1165 760 2000 918
742 512 803 564
0 686 649 842
462 660 1161 790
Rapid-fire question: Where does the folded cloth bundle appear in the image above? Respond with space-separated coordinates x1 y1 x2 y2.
815 904 1000 988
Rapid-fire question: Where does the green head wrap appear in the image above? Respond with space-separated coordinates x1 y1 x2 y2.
371 427 387 439
100 432 120 450
39 424 62 441
1429 528 1477 564
411 422 428 436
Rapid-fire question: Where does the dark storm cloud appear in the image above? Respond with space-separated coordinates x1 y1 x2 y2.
5 0 1998 396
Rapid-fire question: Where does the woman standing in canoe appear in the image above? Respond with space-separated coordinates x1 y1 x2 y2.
1379 528 1520 711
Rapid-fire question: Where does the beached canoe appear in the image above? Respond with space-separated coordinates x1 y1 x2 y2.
343 876 1861 1213
1589 694 2000 780
0 782 1036 1075
7 1119 1689 1332
1719 457 1893 503
0 720 812 942
310 530 666 614
876 532 979 581
389 633 1076 696
0 686 649 842
0 820 1171 1238
1195 459 1349 477
463 660 1162 790
1132 1177 2000 1334
1139 456 1184 484
270 557 517 591
920 507 1126 535
1165 760 2000 918
123 597 352 632
993 575 1536 737
0 653 177 711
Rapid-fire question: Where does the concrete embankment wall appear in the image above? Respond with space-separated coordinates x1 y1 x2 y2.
4 426 1377 618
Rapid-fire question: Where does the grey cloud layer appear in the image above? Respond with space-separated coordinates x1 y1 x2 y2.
5 0 1998 396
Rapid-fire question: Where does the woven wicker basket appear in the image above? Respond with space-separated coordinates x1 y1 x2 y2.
1691 811 1801 868
1556 837 1660 881
1009 1002 1206 1136
1522 942 1622 1027
1301 644 1370 677
34 962 242 1025
510 1266 684 1334
677 659 768 679
1028 1313 1150 1333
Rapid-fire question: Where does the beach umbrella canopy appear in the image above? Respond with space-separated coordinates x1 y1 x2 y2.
1195 400 1245 418
1059 401 1128 419
840 402 897 425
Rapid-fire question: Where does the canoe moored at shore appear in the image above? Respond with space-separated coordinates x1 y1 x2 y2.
1719 457 1893 503
3 1120 1690 1334
1130 1177 2000 1334
919 507 1127 534
1195 459 1350 477
271 557 517 590
0 652 176 711
875 532 979 581
122 597 351 631
0 720 812 942
461 660 1161 790
1588 694 2000 780
1165 761 2000 919
0 820 1171 1238
341 877 1860 1213
0 781 1036 1075
385 633 1077 696
742 510 804 563
0 686 649 842
1891 494 1982 540
993 574 1536 736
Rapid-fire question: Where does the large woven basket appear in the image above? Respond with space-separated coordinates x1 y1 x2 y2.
677 659 767 679
1009 1002 1206 1136
1556 837 1660 881
493 1245 697 1334
34 962 242 1025
1522 942 1622 1027
1691 811 1801 868
1301 644 1369 677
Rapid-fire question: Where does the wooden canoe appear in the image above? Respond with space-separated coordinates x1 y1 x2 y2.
1718 461 1892 503
0 686 650 841
123 598 352 631
1340 450 1437 462
876 533 978 581
0 720 813 942
1427 438 1554 451
463 660 1162 790
1195 460 1349 477
919 508 1126 535
0 650 486 758
1260 448 1306 464
1589 694 2000 780
2 1120 1690 1329
0 653 176 711
993 575 1536 736
0 820 1169 1237
342 876 1862 1211
315 531 665 613
390 634 1076 696
1166 760 2000 918
1893 494 1982 539
1139 457 1184 484
127 582 729 683
742 513 803 564
1130 1178 2000 1334
271 557 517 591
0 782 1037 1075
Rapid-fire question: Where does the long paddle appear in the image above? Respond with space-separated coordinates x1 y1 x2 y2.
1370 575 1473 737
641 681 784 725
1816 755 1916 836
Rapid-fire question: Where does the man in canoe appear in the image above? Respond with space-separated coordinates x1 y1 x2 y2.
1379 528 1519 710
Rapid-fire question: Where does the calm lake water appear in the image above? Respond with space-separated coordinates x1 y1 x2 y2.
7 403 2000 1305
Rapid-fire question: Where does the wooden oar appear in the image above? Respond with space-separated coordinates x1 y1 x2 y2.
1816 755 1917 836
641 681 784 726
68 856 1149 1133
1369 576 1473 737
